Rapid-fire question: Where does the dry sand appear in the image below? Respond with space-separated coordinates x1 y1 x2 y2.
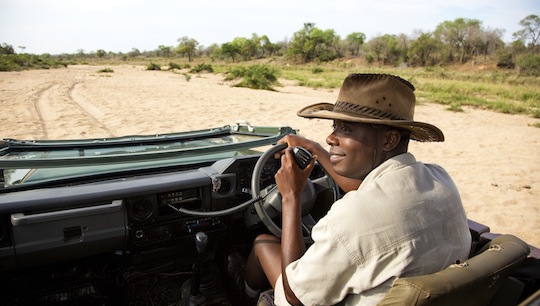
1 65 539 247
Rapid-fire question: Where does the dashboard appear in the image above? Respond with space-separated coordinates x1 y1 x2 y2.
0 154 283 272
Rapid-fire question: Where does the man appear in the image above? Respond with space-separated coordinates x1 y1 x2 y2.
231 73 472 305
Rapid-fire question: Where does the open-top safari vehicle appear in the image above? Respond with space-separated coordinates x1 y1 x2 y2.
0 122 538 305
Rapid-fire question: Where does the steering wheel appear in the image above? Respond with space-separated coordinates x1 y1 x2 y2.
251 143 340 242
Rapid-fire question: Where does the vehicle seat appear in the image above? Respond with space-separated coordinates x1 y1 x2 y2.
376 234 531 306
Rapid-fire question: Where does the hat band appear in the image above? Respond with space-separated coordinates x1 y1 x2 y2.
334 101 409 120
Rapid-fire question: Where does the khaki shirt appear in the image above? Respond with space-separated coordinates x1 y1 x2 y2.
274 153 471 305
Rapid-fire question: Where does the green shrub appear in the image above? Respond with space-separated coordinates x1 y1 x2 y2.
224 66 247 80
447 102 464 112
168 62 182 70
0 54 67 71
97 67 114 73
496 52 515 69
516 53 540 76
312 66 324 74
365 54 375 64
190 63 213 73
225 64 280 91
146 62 161 70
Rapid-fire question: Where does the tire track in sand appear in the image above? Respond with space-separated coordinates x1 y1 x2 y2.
34 83 57 139
34 77 115 139
68 80 116 137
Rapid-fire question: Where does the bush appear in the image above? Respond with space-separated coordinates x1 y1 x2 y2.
312 67 324 74
225 64 280 91
146 63 161 70
189 63 213 73
516 53 540 76
365 54 375 64
224 66 247 80
496 49 515 69
446 102 464 112
97 67 114 73
0 54 68 71
168 62 182 70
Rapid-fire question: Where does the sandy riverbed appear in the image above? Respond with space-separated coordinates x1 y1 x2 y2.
1 65 539 247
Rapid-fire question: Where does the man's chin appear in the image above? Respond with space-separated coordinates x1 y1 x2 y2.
333 166 364 181
332 165 347 177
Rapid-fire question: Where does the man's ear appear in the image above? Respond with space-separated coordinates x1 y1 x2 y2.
382 129 401 151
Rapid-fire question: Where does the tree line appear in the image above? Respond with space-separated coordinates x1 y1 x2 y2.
1 15 539 73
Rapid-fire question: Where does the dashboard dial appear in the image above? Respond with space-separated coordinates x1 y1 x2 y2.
259 160 279 189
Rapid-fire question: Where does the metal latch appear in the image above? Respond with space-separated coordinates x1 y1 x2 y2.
64 226 82 241
234 120 254 132
212 178 221 193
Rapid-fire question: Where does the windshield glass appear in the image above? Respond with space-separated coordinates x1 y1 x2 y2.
0 125 295 189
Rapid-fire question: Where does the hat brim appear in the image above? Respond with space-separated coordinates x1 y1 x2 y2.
297 103 444 142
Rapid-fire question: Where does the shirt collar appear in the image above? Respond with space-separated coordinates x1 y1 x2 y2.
361 152 417 187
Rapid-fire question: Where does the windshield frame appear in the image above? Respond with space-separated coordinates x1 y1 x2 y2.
0 124 296 190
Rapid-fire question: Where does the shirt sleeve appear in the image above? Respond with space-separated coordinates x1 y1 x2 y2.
274 215 361 306
273 274 290 306
273 190 413 305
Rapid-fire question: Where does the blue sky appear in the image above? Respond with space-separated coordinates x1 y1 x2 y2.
1 0 539 55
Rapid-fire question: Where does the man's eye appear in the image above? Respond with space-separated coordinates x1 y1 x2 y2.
332 122 350 133
339 124 351 132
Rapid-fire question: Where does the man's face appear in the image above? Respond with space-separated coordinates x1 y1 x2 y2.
326 120 379 180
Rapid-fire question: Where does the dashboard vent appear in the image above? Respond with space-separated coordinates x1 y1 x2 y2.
128 197 155 222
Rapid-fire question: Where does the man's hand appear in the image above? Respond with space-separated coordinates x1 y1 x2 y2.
275 147 317 202
277 134 362 192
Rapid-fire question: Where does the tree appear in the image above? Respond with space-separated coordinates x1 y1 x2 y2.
321 29 343 60
408 32 441 66
260 35 278 57
95 49 106 58
157 45 172 57
202 43 221 60
128 48 140 58
513 14 540 49
274 40 290 56
365 34 400 65
287 22 317 62
345 32 366 56
396 33 410 64
221 42 241 62
365 36 386 65
248 33 262 59
177 36 199 61
434 18 482 64
309 27 341 61
0 43 15 55
230 36 256 61
287 22 341 62
469 27 504 61
383 34 400 65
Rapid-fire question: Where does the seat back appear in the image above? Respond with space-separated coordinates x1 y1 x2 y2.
377 234 530 306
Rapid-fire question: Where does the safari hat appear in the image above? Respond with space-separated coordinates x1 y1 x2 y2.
297 73 444 142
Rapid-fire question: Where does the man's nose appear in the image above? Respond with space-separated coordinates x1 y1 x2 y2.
326 133 337 146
